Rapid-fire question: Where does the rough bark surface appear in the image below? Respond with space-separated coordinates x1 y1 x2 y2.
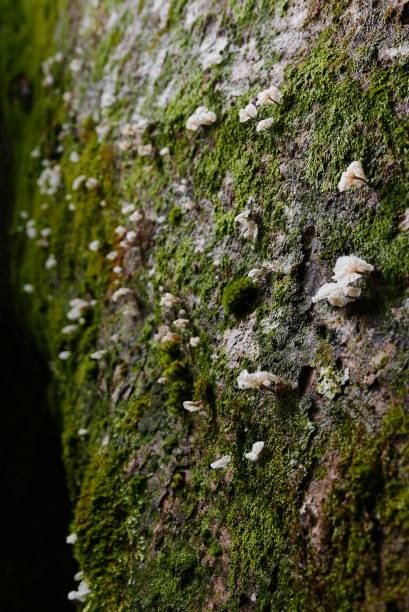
1 0 409 609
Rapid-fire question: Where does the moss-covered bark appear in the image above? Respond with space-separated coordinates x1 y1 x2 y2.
2 0 409 609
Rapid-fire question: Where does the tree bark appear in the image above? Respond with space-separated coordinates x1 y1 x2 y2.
2 0 409 609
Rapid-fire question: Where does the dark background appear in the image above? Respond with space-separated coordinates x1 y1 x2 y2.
0 110 74 610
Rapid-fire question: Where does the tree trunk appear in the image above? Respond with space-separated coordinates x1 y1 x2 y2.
2 0 409 609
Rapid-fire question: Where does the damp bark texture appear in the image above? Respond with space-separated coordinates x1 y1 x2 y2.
3 0 409 610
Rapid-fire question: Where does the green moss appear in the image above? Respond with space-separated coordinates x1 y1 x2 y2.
222 278 258 317
4 0 409 610
168 205 183 225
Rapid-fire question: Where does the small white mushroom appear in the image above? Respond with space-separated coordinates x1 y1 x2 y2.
160 292 180 307
22 284 34 293
90 350 107 360
160 332 181 344
106 250 117 261
210 455 232 469
138 144 153 156
234 209 258 242
237 369 280 389
66 533 78 545
245 441 265 462
189 336 200 347
85 177 98 190
89 240 100 252
69 151 80 163
129 210 143 223
338 161 368 191
312 282 361 307
256 118 274 132
153 325 171 342
239 103 257 123
69 59 82 73
256 86 281 106
183 400 203 412
59 351 71 360
61 325 78 335
67 579 91 603
45 254 57 269
186 106 217 131
126 230 137 243
78 428 88 436
111 287 132 302
173 318 190 329
72 175 86 191
332 255 374 285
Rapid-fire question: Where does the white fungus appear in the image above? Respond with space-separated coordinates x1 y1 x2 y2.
26 226 37 239
332 255 374 285
59 351 71 360
72 175 86 191
61 325 78 335
189 336 200 347
256 118 274 132
126 230 137 243
69 58 82 72
113 266 122 274
114 225 126 238
22 284 34 293
85 177 98 190
237 369 280 389
239 103 257 122
210 455 232 469
69 151 80 163
66 533 78 545
138 144 153 156
106 250 118 261
173 318 190 329
234 209 258 242
256 86 281 106
67 298 90 320
312 282 361 307
186 106 217 131
67 579 91 603
338 161 368 191
90 350 107 360
160 332 182 344
245 441 265 462
183 400 203 412
160 292 180 307
153 325 171 342
45 254 57 269
157 376 169 384
129 210 143 223
37 164 61 195
122 203 135 214
313 255 373 307
78 428 88 436
112 287 132 302
89 240 100 252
